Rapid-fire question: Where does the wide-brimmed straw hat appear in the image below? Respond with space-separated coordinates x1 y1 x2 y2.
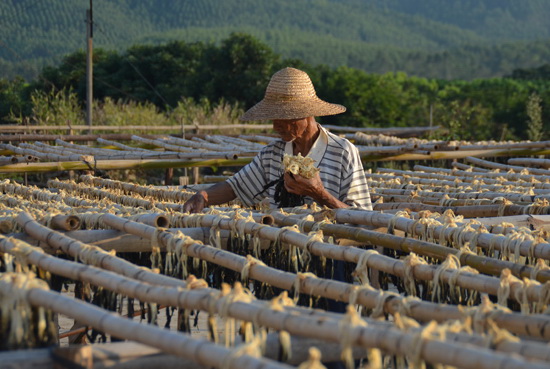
240 67 346 121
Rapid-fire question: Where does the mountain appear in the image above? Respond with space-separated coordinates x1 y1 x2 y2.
1 0 549 80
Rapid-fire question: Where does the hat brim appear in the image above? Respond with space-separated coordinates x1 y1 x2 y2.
240 97 346 121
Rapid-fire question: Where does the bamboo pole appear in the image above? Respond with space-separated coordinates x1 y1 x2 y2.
78 175 196 201
476 214 550 231
8 208 550 356
324 125 440 137
0 214 80 234
371 193 500 207
508 158 550 168
103 213 550 308
379 167 550 190
330 209 550 262
162 136 238 152
414 164 550 184
271 211 550 283
370 171 550 193
452 162 488 172
0 124 273 132
6 273 542 369
0 142 86 162
0 133 164 142
34 139 244 161
96 137 151 152
23 288 292 369
362 148 550 162
3 235 549 363
16 212 187 288
0 336 366 368
238 134 279 144
465 156 550 175
349 132 431 146
0 155 38 166
161 213 550 339
372 187 542 203
452 141 550 151
205 135 265 151
372 202 550 218
50 215 81 231
12 227 213 253
0 157 252 173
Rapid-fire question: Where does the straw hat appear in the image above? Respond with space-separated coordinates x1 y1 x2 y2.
240 67 346 121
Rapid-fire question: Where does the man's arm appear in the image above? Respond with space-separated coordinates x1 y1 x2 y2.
182 181 237 213
283 172 349 209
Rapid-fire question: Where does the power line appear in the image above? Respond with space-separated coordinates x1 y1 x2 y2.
93 76 140 101
95 23 171 107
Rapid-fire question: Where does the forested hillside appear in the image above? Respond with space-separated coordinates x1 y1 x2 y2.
1 0 550 80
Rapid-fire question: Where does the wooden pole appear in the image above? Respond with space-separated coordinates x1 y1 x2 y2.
2 235 546 369
271 212 550 283
86 1 93 135
16 212 186 288
0 157 252 173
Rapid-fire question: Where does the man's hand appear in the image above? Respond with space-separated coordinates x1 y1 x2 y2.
283 171 323 198
182 190 208 213
284 171 349 209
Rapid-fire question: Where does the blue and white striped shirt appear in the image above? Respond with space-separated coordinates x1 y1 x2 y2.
227 126 372 209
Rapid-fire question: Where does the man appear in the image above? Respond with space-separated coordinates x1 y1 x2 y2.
185 68 370 368
183 67 372 213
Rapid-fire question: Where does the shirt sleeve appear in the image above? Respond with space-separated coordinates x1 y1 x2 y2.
226 151 269 207
340 144 373 210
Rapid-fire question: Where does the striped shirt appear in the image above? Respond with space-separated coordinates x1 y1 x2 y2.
227 125 372 210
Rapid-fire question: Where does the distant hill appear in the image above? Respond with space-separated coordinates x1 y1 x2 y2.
1 0 550 80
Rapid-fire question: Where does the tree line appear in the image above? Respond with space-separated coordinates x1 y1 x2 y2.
1 34 548 141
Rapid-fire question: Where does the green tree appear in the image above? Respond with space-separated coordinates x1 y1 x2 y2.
201 33 280 108
526 92 543 141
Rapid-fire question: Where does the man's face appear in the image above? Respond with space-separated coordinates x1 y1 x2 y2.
272 118 309 142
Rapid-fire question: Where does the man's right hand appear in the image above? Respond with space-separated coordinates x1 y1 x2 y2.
182 190 208 213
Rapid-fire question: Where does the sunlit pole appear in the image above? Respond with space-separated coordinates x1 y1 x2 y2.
86 0 93 134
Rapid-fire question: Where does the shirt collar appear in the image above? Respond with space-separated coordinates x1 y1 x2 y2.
284 124 328 167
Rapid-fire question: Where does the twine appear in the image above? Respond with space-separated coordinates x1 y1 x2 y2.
338 306 367 369
297 347 327 369
397 296 421 318
537 282 550 314
0 272 50 347
221 336 263 369
403 253 428 297
174 231 201 279
530 258 550 280
497 269 521 307
292 272 318 305
461 295 511 335
448 265 479 305
150 228 163 270
431 254 460 303
348 284 375 315
408 321 439 369
240 255 266 284
393 312 420 331
371 289 400 319
209 214 229 249
218 282 255 347
513 277 540 314
353 249 379 285
484 319 520 348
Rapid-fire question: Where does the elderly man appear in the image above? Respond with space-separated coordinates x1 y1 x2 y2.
183 67 372 213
